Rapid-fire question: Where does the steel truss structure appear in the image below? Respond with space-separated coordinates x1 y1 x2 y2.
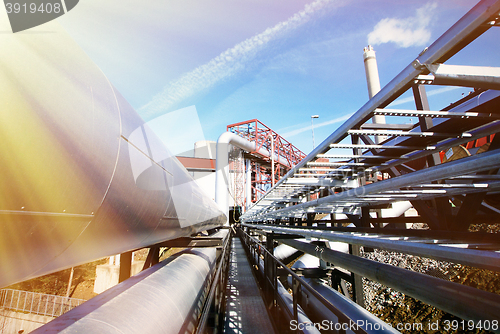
238 1 500 329
227 119 306 204
241 0 500 231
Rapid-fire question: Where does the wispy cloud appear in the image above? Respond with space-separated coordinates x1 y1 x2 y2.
139 0 340 119
281 112 353 138
368 2 437 48
390 86 461 107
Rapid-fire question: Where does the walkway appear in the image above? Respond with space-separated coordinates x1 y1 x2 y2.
224 237 275 334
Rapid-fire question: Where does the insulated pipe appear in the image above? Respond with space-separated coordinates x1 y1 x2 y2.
215 132 291 224
209 228 230 241
291 253 320 269
380 201 412 218
275 240 348 263
277 238 500 327
0 21 225 287
276 279 321 334
288 277 400 334
246 159 252 211
274 243 302 261
33 248 217 334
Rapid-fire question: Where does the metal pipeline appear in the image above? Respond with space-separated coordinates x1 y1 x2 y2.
283 245 397 333
245 230 392 333
276 279 321 334
287 277 399 334
0 21 225 287
242 148 500 224
32 247 217 334
278 238 500 328
238 235 319 333
291 253 320 269
274 243 299 261
215 132 292 224
209 228 230 241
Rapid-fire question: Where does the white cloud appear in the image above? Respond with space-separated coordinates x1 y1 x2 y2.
368 2 437 48
139 0 340 119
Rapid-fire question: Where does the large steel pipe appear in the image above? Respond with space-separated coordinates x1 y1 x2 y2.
278 238 500 328
32 248 217 334
0 21 224 287
289 277 399 334
276 279 321 334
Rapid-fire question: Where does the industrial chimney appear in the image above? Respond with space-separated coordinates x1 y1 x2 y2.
363 45 387 143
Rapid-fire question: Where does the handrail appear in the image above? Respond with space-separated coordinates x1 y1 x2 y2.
0 289 85 318
238 228 398 334
195 228 233 334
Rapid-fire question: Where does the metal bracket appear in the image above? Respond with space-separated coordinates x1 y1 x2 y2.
411 59 426 71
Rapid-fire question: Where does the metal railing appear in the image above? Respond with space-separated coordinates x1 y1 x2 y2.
195 228 233 334
0 289 85 318
237 227 396 334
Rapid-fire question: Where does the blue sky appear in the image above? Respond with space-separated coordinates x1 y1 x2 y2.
56 0 495 155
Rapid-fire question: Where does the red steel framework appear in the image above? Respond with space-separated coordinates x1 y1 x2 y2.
227 119 306 205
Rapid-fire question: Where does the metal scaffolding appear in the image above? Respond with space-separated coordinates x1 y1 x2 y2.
227 119 306 206
239 1 500 329
241 0 500 229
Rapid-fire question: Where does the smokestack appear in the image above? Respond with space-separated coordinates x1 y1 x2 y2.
363 45 387 143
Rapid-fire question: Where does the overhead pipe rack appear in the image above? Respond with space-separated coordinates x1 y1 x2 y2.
239 1 500 329
226 119 307 205
241 0 500 228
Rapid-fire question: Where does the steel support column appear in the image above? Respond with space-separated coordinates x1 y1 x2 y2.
349 244 365 308
142 247 161 271
118 251 132 283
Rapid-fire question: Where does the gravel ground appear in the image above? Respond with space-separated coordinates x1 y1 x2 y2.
358 223 500 334
361 248 454 312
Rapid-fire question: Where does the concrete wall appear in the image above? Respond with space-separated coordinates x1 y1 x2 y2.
193 140 217 201
94 261 145 294
0 309 54 333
